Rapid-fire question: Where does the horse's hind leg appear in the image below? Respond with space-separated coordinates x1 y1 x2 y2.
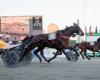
84 50 91 60
34 49 42 63
40 50 48 63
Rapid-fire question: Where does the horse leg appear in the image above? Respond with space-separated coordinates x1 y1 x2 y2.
34 49 42 63
80 50 84 59
93 51 95 57
84 50 91 60
40 49 48 63
61 49 71 61
47 50 60 63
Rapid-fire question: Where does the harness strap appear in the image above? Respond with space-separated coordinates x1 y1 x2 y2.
60 36 70 39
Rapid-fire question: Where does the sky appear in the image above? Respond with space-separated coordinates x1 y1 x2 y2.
0 0 100 33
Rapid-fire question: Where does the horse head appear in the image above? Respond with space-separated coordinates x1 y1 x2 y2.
63 23 84 37
72 23 84 36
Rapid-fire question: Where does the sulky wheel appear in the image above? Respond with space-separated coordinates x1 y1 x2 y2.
19 52 33 66
64 49 78 62
2 51 19 68
0 49 7 60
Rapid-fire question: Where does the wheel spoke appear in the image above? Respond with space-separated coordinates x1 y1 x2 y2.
2 51 18 68
64 48 78 62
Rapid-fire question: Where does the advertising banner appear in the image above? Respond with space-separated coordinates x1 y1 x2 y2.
1 16 30 34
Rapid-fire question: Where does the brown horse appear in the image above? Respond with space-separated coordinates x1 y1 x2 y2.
74 38 100 60
20 23 84 63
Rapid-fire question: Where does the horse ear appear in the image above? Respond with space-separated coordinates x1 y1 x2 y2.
73 22 75 25
66 26 68 28
73 23 77 27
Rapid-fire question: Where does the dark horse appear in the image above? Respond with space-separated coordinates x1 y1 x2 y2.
74 37 100 60
20 23 84 63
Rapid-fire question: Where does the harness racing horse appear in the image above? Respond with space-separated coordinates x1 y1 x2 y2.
20 23 84 63
74 37 100 60
19 23 84 63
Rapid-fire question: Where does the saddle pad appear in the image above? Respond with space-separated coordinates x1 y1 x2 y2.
48 33 56 40
90 41 94 45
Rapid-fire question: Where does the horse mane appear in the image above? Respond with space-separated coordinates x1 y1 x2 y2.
55 26 71 36
22 25 75 44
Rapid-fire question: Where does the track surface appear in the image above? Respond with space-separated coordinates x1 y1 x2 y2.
0 58 100 80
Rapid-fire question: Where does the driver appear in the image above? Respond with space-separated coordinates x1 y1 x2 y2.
0 37 6 49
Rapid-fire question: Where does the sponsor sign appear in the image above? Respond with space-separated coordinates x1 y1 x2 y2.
1 16 30 34
32 16 42 30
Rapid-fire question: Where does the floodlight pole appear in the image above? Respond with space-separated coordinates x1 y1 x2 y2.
0 7 3 33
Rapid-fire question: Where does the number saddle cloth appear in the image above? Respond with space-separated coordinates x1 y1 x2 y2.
90 41 95 45
48 32 56 40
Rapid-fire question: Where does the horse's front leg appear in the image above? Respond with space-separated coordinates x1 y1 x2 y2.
61 49 71 61
47 50 61 63
79 50 84 59
93 51 95 57
84 50 91 60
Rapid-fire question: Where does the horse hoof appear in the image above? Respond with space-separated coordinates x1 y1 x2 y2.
88 58 91 61
47 60 50 63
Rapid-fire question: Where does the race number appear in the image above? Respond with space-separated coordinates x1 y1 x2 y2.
48 33 56 40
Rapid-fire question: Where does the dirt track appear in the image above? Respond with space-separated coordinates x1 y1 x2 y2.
0 58 100 80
